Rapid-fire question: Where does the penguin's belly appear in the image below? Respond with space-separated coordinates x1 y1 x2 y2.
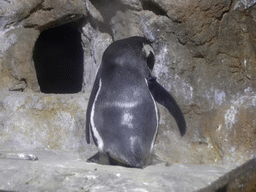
91 88 158 153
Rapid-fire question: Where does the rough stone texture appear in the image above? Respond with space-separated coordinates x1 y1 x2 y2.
0 0 89 92
0 92 89 151
81 23 112 93
0 0 256 191
0 151 255 192
198 158 256 192
0 150 234 192
130 0 256 165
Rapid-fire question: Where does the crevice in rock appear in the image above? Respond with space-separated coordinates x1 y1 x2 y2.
37 14 85 32
216 0 233 21
141 1 168 17
33 23 84 94
89 0 128 22
24 24 39 28
9 78 28 92
147 51 155 70
19 0 46 24
87 16 113 38
217 9 230 21
88 0 131 38
29 0 51 16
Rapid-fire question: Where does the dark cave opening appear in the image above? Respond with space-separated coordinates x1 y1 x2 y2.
33 24 84 94
141 1 167 16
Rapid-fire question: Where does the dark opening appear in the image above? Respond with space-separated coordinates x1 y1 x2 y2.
33 24 84 93
141 1 167 16
147 51 155 71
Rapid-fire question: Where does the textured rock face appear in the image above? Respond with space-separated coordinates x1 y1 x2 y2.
0 0 89 91
0 92 88 150
0 0 255 171
0 150 234 192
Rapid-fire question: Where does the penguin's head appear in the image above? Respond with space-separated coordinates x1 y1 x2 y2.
102 36 155 71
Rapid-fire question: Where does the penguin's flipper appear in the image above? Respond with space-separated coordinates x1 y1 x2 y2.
86 67 102 144
148 76 186 136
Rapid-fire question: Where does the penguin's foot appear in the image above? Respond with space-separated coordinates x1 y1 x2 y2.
87 152 110 165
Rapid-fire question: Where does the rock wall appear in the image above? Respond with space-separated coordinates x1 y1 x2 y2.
0 0 255 166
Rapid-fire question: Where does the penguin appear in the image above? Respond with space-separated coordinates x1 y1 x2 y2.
86 36 186 168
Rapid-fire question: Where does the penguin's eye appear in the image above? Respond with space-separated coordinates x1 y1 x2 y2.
147 51 155 71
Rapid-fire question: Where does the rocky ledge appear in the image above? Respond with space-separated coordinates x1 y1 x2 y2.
0 149 255 192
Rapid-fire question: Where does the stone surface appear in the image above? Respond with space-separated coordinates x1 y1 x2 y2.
0 0 256 191
0 149 233 192
0 92 88 151
0 150 255 192
81 23 112 94
0 0 88 92
198 158 256 192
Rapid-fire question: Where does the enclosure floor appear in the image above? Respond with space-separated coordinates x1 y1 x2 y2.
0 149 234 192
